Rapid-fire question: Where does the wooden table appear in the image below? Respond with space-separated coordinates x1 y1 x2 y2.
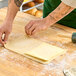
0 8 76 76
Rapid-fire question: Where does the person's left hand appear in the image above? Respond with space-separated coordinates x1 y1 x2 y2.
25 16 53 35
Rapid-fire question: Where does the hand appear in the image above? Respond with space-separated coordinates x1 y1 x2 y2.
25 16 53 35
0 23 12 45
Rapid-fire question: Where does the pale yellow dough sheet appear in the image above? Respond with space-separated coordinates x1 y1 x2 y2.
4 33 66 64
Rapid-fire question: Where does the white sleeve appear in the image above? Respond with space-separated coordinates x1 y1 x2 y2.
61 0 76 8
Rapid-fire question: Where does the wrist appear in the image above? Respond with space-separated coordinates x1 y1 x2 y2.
3 20 13 27
46 15 56 26
4 14 15 24
3 18 13 26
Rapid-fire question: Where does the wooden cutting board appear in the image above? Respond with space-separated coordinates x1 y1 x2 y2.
0 7 76 76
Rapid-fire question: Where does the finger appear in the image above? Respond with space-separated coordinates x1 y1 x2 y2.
32 28 39 35
28 25 36 35
25 24 32 35
25 21 33 34
4 32 9 43
0 33 4 45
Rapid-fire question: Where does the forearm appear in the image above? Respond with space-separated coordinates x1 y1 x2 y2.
4 0 23 24
48 2 75 25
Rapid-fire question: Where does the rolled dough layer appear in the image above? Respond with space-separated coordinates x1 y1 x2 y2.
4 33 66 64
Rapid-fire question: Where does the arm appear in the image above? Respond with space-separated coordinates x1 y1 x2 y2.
25 2 75 35
0 0 23 45
48 2 74 24
5 0 23 24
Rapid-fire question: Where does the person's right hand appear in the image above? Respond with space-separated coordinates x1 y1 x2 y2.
0 23 12 46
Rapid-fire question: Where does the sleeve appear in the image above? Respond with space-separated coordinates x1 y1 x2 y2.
61 0 76 8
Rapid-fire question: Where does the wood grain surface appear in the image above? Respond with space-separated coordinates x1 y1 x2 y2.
0 7 76 76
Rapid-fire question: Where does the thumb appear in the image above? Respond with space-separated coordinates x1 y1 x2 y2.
4 33 9 43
